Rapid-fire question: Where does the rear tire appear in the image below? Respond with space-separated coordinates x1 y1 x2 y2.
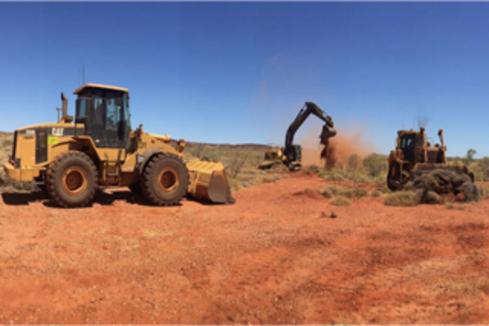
46 151 97 208
141 153 189 206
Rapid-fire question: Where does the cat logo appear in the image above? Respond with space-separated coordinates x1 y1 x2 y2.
52 128 64 136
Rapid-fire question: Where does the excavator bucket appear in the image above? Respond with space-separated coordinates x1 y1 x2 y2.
186 159 235 204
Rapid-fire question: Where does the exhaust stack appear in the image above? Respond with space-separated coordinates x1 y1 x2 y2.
59 92 73 123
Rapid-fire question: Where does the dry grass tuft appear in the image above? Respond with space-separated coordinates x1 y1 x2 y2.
320 188 333 199
331 196 352 206
325 185 368 199
445 203 466 210
384 191 419 207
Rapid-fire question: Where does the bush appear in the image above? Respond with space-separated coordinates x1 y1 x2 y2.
325 185 368 199
331 196 351 206
472 157 489 181
227 152 249 178
320 188 333 198
201 152 220 163
362 153 387 178
478 184 489 199
371 190 381 197
384 191 419 207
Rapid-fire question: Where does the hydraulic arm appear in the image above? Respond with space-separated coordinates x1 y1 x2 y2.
283 102 336 168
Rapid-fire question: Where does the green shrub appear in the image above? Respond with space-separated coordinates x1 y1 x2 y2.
331 196 351 206
362 153 388 178
384 191 419 207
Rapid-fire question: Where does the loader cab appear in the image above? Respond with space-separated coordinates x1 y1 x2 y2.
74 84 131 148
398 131 421 163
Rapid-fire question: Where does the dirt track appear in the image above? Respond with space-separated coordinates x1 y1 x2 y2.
1 174 489 323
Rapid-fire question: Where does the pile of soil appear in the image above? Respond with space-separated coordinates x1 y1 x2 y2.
405 168 479 203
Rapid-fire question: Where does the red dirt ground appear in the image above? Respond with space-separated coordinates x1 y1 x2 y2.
0 174 488 323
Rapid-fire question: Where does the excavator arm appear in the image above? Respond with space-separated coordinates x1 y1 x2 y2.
283 102 336 167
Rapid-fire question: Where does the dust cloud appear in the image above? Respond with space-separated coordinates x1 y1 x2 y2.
299 126 376 169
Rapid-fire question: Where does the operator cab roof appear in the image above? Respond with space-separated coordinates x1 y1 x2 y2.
74 83 129 95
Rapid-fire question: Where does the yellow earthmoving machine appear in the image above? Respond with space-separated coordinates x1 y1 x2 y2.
3 83 233 207
259 102 336 171
387 127 474 191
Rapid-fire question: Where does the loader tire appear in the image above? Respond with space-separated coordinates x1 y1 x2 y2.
46 151 97 208
141 153 189 206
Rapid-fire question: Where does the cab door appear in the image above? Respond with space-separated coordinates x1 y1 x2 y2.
86 96 127 148
86 96 106 147
401 135 416 162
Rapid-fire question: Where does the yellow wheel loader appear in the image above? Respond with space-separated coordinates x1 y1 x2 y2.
3 83 233 207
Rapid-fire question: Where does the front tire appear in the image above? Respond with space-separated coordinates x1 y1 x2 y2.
387 162 403 191
45 151 98 208
141 153 189 206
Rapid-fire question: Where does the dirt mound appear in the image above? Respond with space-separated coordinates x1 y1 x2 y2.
405 168 479 203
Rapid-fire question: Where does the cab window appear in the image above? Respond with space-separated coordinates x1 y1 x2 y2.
401 135 416 149
105 97 122 132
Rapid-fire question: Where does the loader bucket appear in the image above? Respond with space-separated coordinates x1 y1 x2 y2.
186 159 235 204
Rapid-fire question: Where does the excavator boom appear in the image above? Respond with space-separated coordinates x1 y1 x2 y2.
259 101 336 171
283 102 336 167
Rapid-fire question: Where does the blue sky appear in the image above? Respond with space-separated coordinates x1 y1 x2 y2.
1 2 488 156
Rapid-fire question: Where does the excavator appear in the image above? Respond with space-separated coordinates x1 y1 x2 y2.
259 102 336 171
